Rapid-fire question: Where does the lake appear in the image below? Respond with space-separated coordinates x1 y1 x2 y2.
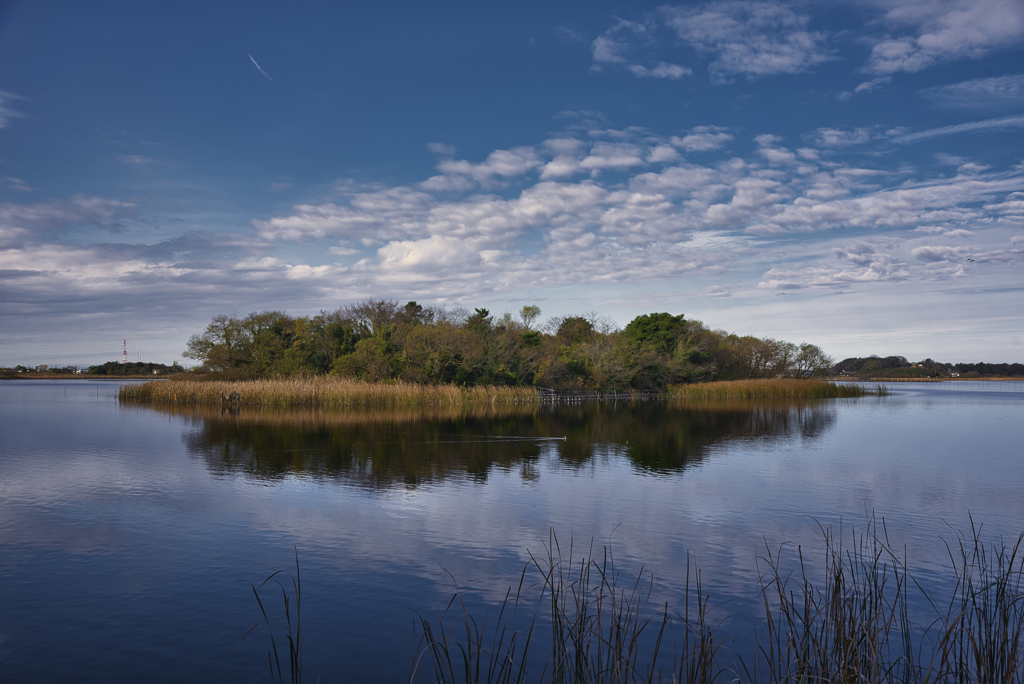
1 379 1022 683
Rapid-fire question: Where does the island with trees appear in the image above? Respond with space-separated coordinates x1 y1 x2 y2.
179 299 835 390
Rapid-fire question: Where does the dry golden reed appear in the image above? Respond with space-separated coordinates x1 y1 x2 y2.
119 377 541 408
669 378 873 400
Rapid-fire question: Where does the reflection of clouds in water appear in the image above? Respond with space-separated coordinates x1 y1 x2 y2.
164 399 842 607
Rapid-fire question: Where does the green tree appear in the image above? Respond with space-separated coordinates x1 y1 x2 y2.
622 313 687 355
556 316 595 346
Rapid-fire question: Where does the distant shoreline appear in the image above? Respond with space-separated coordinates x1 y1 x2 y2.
830 376 1023 382
0 373 165 380
3 373 1022 383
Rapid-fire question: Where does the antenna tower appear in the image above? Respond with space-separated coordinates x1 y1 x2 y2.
122 340 128 364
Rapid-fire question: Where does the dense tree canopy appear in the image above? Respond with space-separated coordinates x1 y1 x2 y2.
181 300 837 388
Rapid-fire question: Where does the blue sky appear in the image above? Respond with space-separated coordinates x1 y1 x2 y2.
1 0 1023 366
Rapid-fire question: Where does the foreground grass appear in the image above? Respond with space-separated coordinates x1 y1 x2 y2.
407 521 1023 684
669 379 883 400
119 376 541 407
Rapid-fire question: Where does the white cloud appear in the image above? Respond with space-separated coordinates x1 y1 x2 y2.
660 1 832 81
435 147 542 186
591 18 692 80
0 91 23 129
0 177 32 193
628 62 691 79
864 0 1024 75
0 196 136 243
912 245 964 262
427 143 457 156
579 142 647 173
812 127 873 147
647 145 681 164
758 255 912 290
970 247 1024 263
918 74 1024 110
671 126 734 152
592 19 646 65
234 129 1024 305
7 121 1024 366
855 76 891 95
839 77 892 101
914 226 974 237
759 146 798 165
892 114 1024 144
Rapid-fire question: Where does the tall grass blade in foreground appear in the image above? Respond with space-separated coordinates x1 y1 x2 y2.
410 522 1024 683
754 518 913 683
411 566 538 684
941 516 1024 684
412 532 726 684
237 547 303 684
752 516 1024 684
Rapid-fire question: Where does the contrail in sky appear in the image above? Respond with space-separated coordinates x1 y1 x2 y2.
248 54 273 81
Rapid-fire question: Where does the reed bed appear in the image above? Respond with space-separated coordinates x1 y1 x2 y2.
409 522 1024 684
119 377 541 408
669 379 880 400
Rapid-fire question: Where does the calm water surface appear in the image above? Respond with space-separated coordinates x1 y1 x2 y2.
1 379 1022 682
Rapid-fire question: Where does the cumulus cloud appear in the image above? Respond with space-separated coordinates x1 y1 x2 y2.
659 1 832 81
12 125 1019 341
864 0 1024 75
434 147 543 187
247 125 1024 305
912 244 964 262
579 142 646 173
671 126 734 152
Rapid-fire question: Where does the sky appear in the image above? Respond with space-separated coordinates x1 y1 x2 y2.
1 0 1023 367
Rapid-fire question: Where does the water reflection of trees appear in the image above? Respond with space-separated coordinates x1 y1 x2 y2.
160 399 837 488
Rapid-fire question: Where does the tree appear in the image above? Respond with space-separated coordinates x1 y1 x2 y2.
519 305 541 330
622 313 687 355
792 343 835 379
556 316 595 346
466 308 492 335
